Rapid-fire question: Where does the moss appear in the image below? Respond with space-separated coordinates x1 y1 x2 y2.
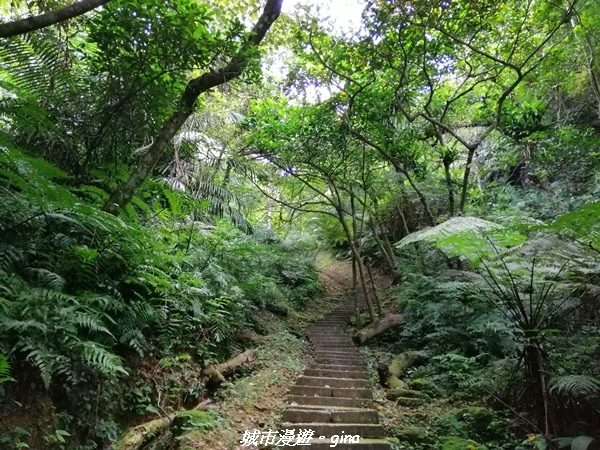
395 396 425 407
410 378 441 396
440 436 488 450
171 410 213 437
396 425 429 443
385 388 423 401
387 375 407 389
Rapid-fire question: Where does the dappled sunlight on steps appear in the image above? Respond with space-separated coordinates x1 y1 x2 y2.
277 306 392 450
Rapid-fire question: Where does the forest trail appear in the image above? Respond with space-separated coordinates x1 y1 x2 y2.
279 306 392 449
271 257 392 449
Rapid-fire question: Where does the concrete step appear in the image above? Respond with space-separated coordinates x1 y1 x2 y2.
280 423 386 438
301 438 391 450
308 364 368 373
289 385 372 399
303 365 369 380
281 408 379 424
314 350 363 357
312 345 358 351
288 395 373 408
296 376 369 389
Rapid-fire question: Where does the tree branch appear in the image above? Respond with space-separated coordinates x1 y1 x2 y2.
0 0 110 38
102 0 283 215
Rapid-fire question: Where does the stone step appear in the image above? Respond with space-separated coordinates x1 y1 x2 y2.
312 345 357 351
314 358 365 366
289 385 372 399
281 408 380 424
313 350 361 356
296 376 369 389
304 362 369 370
306 368 367 377
288 395 373 408
280 423 386 438
302 438 391 450
314 350 363 357
314 353 363 359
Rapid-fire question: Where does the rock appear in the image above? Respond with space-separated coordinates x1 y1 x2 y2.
396 426 429 444
387 375 407 389
389 351 426 378
385 388 423 401
409 378 441 396
395 396 425 407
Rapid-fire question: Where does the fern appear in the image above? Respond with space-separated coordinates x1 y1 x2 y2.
80 341 128 377
0 353 13 384
550 375 600 398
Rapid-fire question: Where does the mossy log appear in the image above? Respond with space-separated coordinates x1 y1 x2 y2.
235 332 269 344
202 349 255 387
354 314 403 344
115 410 214 450
114 417 171 450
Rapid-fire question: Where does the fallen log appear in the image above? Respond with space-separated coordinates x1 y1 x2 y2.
114 417 171 450
202 349 255 388
235 332 269 344
354 314 403 344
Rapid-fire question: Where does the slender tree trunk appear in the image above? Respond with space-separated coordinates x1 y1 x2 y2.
338 208 375 322
459 145 477 214
443 159 455 216
352 239 375 322
364 261 382 316
102 0 283 215
352 254 360 327
400 168 436 226
395 203 410 237
368 219 395 275
0 0 111 38
378 221 397 270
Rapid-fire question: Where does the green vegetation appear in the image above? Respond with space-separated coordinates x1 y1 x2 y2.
2 0 600 448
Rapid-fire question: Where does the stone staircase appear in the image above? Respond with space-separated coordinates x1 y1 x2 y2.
279 306 392 449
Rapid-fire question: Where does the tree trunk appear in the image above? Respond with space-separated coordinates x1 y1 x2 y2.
400 168 436 226
443 159 455 217
459 145 477 213
355 314 403 344
102 0 283 215
368 219 395 275
364 261 382 316
0 0 111 38
202 349 255 388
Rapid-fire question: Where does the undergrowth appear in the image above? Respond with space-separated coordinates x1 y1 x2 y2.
0 145 322 449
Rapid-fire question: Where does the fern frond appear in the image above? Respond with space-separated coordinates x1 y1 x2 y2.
80 341 128 377
396 216 501 249
550 375 600 398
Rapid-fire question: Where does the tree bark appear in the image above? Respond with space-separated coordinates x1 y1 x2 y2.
0 0 110 38
459 145 477 213
202 349 255 387
355 314 403 344
364 261 382 316
443 158 455 216
368 219 395 275
102 0 283 215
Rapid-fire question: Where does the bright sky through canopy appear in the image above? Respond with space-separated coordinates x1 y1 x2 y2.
282 0 365 35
